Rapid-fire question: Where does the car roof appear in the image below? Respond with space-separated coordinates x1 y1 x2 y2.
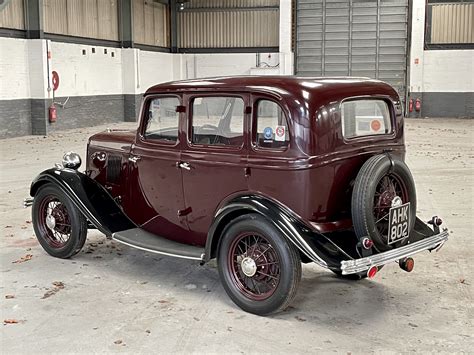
145 76 395 98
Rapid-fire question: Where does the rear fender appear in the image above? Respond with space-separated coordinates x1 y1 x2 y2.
30 168 135 237
204 194 350 269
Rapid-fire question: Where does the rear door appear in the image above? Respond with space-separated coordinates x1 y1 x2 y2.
180 93 250 246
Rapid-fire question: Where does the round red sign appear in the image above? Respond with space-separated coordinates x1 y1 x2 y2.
52 71 60 91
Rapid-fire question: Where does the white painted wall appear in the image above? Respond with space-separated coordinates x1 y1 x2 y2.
409 0 474 93
178 53 280 80
0 37 30 99
279 0 294 75
423 50 474 92
50 42 123 97
138 50 174 91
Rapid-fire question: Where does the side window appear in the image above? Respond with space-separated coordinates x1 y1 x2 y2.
341 99 392 138
191 96 244 147
256 100 289 149
144 97 180 142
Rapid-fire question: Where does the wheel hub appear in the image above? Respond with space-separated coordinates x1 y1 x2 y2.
46 214 56 230
241 257 257 277
391 196 403 207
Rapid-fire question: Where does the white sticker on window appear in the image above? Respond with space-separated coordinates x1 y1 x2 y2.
275 125 286 141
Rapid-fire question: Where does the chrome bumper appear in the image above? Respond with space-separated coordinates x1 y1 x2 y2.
23 197 34 208
340 229 449 275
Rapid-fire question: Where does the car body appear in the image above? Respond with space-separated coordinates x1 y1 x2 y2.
26 76 448 315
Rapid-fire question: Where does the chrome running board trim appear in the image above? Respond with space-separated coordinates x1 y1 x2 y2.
340 230 449 275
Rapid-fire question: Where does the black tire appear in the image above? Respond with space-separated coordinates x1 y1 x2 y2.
217 214 301 316
351 154 417 251
32 184 87 259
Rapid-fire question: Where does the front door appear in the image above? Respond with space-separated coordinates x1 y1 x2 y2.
180 94 250 246
127 95 190 243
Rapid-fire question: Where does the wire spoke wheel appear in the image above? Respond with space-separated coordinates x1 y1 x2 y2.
37 196 72 248
372 173 410 245
217 214 301 315
228 232 281 301
32 184 87 259
352 154 417 252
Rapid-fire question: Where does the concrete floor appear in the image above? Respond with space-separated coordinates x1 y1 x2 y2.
1 119 472 353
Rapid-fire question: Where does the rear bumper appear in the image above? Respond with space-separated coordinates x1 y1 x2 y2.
340 229 449 275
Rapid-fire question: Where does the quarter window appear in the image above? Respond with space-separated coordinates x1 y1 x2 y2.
144 97 180 142
341 100 391 138
256 100 289 149
191 96 244 147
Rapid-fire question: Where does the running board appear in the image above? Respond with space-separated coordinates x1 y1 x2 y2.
112 228 205 261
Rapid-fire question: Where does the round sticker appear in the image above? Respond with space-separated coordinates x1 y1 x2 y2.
263 127 273 140
371 120 381 132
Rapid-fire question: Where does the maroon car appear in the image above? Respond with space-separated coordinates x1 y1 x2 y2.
25 76 448 315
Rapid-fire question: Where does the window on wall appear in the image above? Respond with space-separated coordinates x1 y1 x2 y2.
425 0 474 49
191 97 245 147
255 100 289 149
144 97 180 143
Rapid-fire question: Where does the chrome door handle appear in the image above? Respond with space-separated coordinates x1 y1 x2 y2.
177 162 191 170
128 155 141 163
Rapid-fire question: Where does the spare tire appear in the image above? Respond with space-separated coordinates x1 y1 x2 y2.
351 154 416 251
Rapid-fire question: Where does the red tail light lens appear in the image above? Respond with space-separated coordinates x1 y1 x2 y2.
367 266 378 278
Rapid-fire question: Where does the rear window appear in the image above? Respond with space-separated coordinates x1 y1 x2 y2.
341 100 391 138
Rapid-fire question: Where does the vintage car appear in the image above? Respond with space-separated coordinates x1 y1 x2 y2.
25 76 448 315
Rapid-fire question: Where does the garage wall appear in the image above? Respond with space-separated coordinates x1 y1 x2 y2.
0 37 30 100
409 0 474 117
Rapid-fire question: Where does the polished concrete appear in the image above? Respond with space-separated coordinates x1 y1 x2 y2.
0 118 472 353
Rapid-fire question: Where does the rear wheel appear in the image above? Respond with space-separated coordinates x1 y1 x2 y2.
217 214 301 315
32 184 87 258
352 154 417 251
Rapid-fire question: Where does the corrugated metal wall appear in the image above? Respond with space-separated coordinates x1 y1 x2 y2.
0 0 25 30
430 3 473 44
43 0 119 41
296 0 409 100
133 0 169 47
178 0 279 48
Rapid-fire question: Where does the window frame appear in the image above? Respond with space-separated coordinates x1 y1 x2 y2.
251 97 291 153
339 96 396 142
424 0 474 50
186 93 248 151
138 94 182 147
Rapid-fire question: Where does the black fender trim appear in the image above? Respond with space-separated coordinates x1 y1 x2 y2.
204 194 352 269
30 168 136 237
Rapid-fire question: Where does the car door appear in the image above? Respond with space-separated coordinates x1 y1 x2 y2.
126 94 191 243
180 93 250 246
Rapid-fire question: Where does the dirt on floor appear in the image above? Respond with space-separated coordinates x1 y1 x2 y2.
0 118 472 353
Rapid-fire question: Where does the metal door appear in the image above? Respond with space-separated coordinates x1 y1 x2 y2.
296 0 409 101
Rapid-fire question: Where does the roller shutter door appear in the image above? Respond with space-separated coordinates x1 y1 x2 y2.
296 0 409 101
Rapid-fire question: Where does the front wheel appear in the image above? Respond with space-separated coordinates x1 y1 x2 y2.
32 184 87 259
217 214 301 315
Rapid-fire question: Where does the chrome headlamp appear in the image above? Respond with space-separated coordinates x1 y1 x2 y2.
62 151 82 170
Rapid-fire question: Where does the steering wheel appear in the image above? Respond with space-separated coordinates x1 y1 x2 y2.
197 124 219 134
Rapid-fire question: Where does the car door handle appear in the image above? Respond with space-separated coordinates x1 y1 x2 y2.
177 162 191 170
128 155 141 163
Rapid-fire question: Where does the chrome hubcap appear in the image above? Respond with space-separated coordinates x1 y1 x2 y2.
46 214 56 230
241 257 257 277
391 196 403 207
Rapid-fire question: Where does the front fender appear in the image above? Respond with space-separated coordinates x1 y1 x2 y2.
30 168 135 237
204 194 351 269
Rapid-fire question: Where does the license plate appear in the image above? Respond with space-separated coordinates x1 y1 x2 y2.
387 202 410 245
